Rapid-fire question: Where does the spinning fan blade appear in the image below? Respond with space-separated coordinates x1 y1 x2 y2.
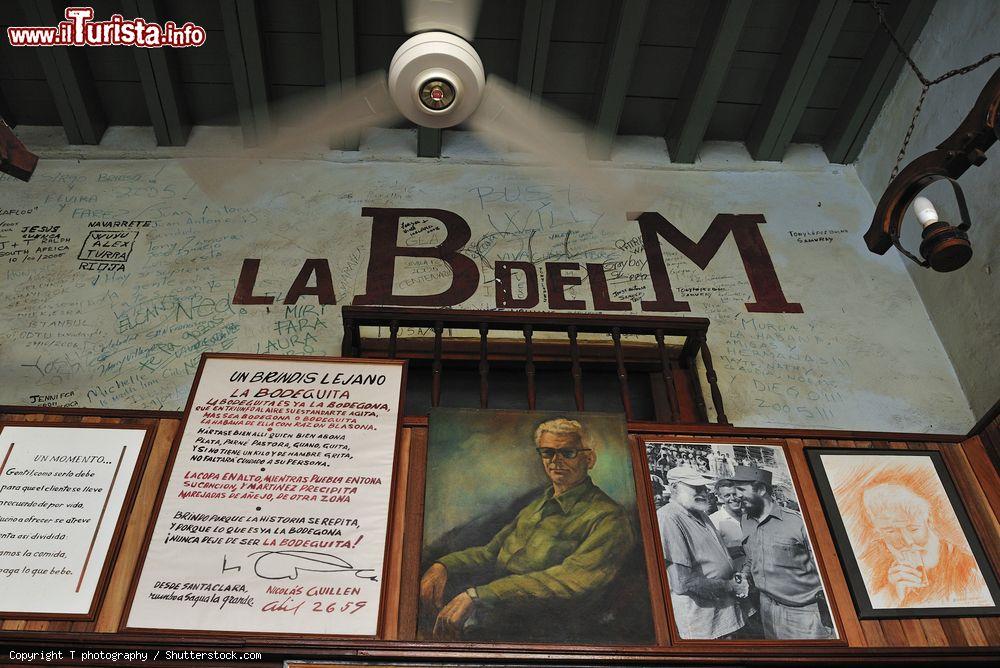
182 72 401 203
404 0 482 41
468 77 651 219
0 117 39 182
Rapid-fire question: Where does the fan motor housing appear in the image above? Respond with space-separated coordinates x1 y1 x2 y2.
388 31 485 129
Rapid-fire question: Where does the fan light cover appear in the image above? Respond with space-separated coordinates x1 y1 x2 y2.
387 31 486 129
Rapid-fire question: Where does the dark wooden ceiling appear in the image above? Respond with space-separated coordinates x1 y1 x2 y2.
0 0 934 162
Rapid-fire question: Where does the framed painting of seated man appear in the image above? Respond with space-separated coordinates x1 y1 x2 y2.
418 409 655 644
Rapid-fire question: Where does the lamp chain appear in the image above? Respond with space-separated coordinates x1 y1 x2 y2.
891 85 927 183
869 0 1000 183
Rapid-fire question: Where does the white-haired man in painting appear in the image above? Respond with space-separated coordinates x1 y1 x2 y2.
862 483 990 608
419 418 635 640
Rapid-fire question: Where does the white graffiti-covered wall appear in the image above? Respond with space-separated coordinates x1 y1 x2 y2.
856 0 1000 419
0 151 973 432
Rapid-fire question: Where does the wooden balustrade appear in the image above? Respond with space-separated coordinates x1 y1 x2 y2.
342 307 729 425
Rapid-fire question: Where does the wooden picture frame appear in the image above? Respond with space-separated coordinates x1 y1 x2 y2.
0 421 153 621
806 448 1000 619
394 409 668 648
120 352 408 639
637 435 847 647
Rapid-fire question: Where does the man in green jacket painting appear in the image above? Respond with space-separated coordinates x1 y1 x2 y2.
419 418 635 640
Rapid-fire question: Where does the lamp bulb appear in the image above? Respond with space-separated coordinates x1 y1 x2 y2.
912 196 939 228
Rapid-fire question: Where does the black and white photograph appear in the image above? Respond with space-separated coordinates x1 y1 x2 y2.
645 440 838 642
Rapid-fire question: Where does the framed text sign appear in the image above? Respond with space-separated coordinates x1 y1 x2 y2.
0 423 150 619
124 354 406 637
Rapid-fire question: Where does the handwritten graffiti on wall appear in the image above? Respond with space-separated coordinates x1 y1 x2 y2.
0 159 973 431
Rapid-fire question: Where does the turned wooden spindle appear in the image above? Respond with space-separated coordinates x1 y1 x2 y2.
524 325 536 410
699 332 729 425
684 334 709 423
431 321 443 407
479 323 489 408
611 327 633 420
655 328 680 422
568 325 584 410
388 320 399 359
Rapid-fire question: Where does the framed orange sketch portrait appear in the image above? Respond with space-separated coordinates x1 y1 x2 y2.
807 449 1000 619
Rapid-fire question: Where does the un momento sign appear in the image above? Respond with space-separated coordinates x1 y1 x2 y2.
124 353 406 637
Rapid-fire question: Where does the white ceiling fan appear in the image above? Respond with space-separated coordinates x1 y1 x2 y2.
185 0 642 214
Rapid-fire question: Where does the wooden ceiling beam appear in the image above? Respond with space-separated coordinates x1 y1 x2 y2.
665 0 751 164
417 126 442 158
18 0 106 144
123 0 190 146
747 0 852 161
517 0 556 97
320 0 360 150
823 0 936 164
588 0 649 160
221 0 270 147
